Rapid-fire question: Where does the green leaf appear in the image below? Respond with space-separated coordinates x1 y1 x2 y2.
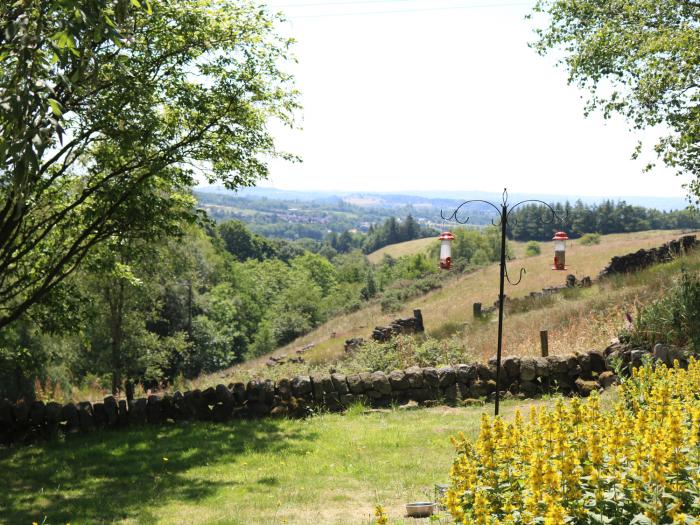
47 99 62 117
130 0 142 8
630 515 653 525
51 31 76 50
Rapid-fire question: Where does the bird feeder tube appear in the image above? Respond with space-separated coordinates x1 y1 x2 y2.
438 231 455 270
552 231 569 270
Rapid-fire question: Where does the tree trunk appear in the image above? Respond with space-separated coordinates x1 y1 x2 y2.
108 279 125 396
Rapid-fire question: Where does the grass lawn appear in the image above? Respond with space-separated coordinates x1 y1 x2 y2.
0 398 566 525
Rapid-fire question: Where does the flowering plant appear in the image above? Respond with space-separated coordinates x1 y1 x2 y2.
446 359 700 524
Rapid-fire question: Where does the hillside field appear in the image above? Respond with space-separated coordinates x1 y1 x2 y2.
202 229 696 386
366 237 437 263
367 235 532 263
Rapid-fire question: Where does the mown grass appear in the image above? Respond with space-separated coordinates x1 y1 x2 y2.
201 230 693 386
0 397 586 525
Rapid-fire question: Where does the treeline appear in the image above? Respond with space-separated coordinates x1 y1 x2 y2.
323 215 436 256
508 200 700 241
361 215 436 254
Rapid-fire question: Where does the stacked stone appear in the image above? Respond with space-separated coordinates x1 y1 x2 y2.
3 342 694 447
599 235 697 278
371 309 425 342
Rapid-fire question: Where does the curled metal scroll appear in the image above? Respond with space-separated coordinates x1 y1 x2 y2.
439 190 567 289
505 265 526 286
506 199 568 227
440 199 502 225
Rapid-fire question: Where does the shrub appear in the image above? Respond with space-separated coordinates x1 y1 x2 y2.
429 321 465 340
446 359 700 524
631 269 700 351
379 274 444 313
350 335 469 372
524 241 541 257
579 232 601 245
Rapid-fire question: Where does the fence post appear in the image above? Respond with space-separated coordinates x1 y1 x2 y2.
540 330 549 357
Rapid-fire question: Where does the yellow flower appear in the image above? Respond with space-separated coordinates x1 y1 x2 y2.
446 359 700 523
374 505 389 525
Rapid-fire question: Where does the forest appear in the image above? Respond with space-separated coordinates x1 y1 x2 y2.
0 209 506 402
507 199 699 241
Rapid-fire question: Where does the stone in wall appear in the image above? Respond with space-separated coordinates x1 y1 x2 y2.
599 235 697 278
371 309 425 342
5 335 696 447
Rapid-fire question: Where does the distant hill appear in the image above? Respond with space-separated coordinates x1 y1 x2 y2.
196 185 689 211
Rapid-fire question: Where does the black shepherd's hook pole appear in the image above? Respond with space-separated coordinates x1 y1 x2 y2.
495 202 507 416
440 188 566 416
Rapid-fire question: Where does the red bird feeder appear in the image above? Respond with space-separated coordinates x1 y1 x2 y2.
438 231 455 270
552 231 569 270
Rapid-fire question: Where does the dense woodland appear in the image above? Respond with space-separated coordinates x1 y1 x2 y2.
0 209 505 401
508 200 699 241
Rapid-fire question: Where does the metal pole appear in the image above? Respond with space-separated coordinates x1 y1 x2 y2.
495 204 507 416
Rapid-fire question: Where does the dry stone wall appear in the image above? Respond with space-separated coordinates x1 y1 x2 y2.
1 343 684 447
598 234 697 277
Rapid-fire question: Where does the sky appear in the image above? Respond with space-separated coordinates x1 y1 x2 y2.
260 0 689 199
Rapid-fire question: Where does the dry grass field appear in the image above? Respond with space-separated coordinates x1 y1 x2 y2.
366 237 437 264
196 229 695 387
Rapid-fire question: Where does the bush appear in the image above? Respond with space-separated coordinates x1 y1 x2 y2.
524 241 541 257
379 274 444 313
446 360 700 523
631 269 700 351
579 232 601 245
429 321 465 340
350 335 469 372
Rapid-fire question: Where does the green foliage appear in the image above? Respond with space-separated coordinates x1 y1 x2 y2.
247 321 275 360
509 199 700 241
428 226 505 269
531 0 700 198
269 279 323 346
218 220 275 261
362 215 436 254
380 274 444 313
524 241 541 257
579 232 601 246
631 269 700 351
351 335 469 372
376 252 437 288
0 0 297 329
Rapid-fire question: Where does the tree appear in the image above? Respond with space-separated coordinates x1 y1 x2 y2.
531 1 700 198
0 0 297 329
218 220 278 262
400 214 420 241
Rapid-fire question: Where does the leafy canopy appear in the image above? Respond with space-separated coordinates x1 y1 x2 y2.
0 0 297 329
531 1 700 197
